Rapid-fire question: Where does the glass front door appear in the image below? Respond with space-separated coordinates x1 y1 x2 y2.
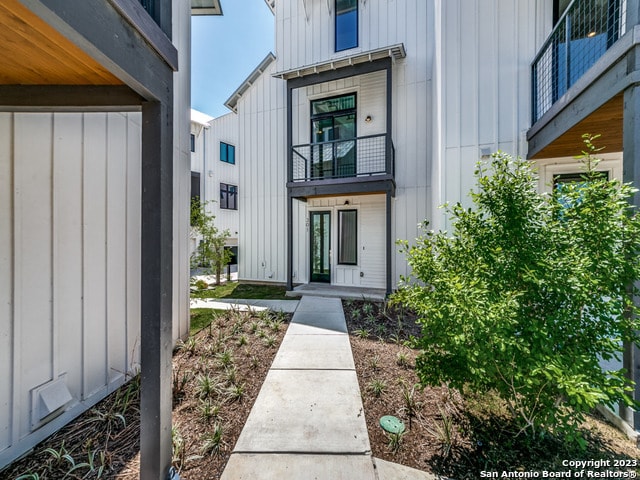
310 211 331 283
310 94 356 179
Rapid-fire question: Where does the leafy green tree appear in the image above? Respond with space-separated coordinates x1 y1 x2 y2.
394 136 640 443
191 199 232 285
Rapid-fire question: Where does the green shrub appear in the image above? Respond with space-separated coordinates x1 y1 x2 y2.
393 135 640 443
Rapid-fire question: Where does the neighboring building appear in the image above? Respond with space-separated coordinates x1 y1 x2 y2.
190 109 240 269
230 0 639 433
0 0 221 476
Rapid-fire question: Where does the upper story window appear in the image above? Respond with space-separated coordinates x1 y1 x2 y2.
335 0 358 52
220 142 236 164
220 183 238 210
553 0 572 23
190 134 196 152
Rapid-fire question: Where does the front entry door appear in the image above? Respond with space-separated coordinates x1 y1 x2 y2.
310 211 331 282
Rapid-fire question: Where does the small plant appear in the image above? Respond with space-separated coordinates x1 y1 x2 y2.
368 355 380 371
263 334 277 348
237 334 248 346
216 349 234 369
194 279 209 290
226 383 245 402
362 302 375 316
250 356 259 368
353 328 370 339
396 351 410 368
249 321 260 334
386 430 405 454
199 399 221 423
426 407 457 458
367 379 387 398
176 337 198 356
171 425 186 471
196 374 218 399
399 380 421 429
200 423 226 456
269 318 283 331
224 366 238 385
173 368 191 403
44 443 91 477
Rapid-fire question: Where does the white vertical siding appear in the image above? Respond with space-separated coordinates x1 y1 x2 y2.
0 113 12 452
238 60 288 283
205 112 240 241
52 114 84 404
438 0 551 227
173 0 192 341
82 114 109 399
0 112 142 464
305 195 386 289
14 114 54 436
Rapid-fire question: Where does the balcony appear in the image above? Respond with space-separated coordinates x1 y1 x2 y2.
288 133 395 198
291 133 394 182
532 0 626 123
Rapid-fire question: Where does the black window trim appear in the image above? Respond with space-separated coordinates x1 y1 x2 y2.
220 141 236 165
220 182 238 210
335 0 359 52
338 208 358 265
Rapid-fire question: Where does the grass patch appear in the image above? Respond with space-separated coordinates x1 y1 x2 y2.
190 282 294 301
190 308 225 334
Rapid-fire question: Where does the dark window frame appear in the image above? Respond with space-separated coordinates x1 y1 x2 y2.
335 0 358 52
190 133 195 153
220 182 238 210
338 209 358 265
220 141 236 165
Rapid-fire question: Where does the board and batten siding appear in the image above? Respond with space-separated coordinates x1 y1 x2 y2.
235 1 433 288
237 59 288 283
292 70 386 145
0 112 143 464
205 112 240 241
435 0 552 230
172 0 192 342
299 195 386 289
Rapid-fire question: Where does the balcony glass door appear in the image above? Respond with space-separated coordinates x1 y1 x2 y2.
311 94 356 179
310 211 331 283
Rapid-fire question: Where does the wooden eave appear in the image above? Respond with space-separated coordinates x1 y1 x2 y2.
529 94 623 159
0 0 121 86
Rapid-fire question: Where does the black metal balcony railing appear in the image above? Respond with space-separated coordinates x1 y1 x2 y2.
291 134 394 182
532 0 626 123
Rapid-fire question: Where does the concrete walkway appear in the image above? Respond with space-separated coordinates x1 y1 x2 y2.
190 297 299 313
220 296 436 480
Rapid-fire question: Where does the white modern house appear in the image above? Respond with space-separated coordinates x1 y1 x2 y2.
0 0 222 477
229 0 638 432
190 109 240 266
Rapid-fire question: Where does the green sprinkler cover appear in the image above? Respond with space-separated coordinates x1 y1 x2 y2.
379 415 405 434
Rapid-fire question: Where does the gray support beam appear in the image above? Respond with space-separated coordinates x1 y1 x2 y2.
0 85 143 112
286 83 294 292
286 195 294 291
622 84 640 431
627 0 640 30
140 100 174 480
386 192 392 296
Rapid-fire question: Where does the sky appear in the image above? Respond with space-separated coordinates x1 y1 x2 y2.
191 0 275 119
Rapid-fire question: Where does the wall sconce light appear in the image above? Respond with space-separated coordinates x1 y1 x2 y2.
365 115 372 123
587 30 597 38
344 200 350 205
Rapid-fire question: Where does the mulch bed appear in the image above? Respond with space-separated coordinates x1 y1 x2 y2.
4 299 640 480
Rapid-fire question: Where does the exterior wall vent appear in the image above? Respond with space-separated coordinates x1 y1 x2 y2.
30 375 73 430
